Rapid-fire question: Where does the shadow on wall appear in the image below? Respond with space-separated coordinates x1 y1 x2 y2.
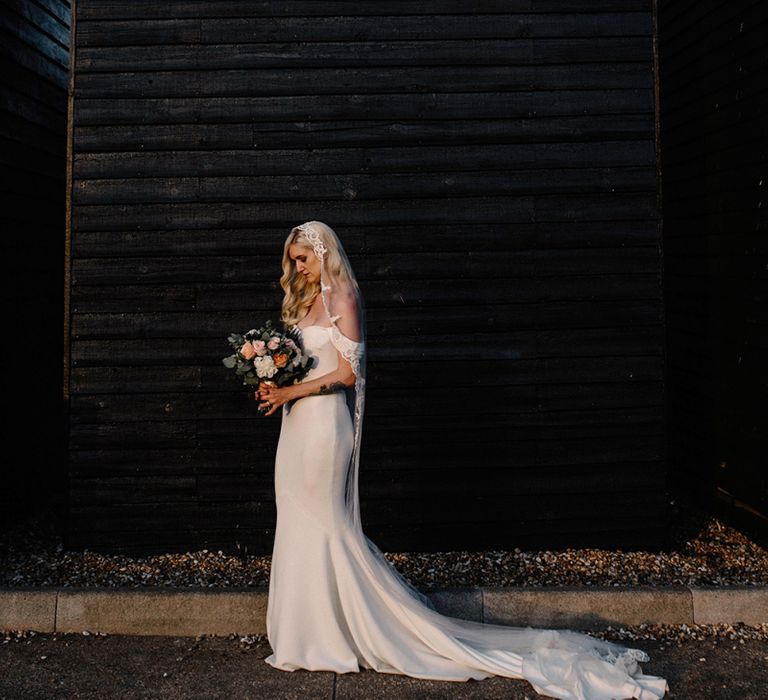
0 2 71 530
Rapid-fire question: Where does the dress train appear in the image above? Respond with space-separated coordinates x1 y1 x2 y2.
264 325 669 700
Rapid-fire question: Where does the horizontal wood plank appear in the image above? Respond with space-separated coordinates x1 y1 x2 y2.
63 0 670 552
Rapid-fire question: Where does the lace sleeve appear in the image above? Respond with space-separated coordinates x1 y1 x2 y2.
329 326 365 380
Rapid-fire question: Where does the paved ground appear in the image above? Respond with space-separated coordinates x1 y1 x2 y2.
2 632 767 699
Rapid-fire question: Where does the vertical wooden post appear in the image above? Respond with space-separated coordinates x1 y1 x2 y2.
63 0 77 402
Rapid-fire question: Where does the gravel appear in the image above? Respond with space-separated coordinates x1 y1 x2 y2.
237 621 768 647
4 622 768 648
1 497 767 644
2 498 766 591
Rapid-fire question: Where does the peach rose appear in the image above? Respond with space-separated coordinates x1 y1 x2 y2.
273 352 289 368
240 342 256 360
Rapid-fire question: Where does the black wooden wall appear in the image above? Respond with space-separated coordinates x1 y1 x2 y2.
658 2 767 522
1 0 71 527
66 0 670 555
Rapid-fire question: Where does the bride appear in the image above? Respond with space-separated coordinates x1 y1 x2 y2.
255 221 669 700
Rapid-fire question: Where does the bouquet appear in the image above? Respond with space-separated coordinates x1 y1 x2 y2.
222 319 311 413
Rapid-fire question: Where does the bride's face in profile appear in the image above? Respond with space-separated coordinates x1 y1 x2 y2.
289 243 321 285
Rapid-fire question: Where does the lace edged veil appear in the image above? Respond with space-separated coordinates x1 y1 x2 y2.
286 221 368 532
285 221 438 609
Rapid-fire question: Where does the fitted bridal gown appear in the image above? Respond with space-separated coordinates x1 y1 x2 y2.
264 322 669 700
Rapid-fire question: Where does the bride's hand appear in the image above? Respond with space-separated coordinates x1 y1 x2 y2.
257 384 295 417
255 381 269 401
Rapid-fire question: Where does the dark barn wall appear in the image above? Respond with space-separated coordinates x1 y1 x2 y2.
658 2 767 522
1 0 71 527
67 1 670 555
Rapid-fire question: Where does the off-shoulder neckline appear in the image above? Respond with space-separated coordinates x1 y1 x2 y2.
294 323 332 332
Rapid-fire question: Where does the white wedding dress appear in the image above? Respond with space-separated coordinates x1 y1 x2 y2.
264 322 669 700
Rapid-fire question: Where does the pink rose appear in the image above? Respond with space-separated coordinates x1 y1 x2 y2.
252 339 267 356
267 336 280 350
240 342 256 360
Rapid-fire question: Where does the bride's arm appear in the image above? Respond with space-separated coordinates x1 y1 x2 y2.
290 365 354 400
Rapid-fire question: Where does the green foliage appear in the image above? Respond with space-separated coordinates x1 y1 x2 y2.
222 318 311 393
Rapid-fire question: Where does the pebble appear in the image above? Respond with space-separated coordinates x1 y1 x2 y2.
1 499 766 645
9 622 765 647
6 500 759 591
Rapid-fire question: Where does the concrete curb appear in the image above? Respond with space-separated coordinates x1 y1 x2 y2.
1 585 766 637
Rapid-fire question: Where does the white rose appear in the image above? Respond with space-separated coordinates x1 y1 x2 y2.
254 355 277 378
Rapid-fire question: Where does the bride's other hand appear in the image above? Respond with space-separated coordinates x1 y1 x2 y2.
255 381 268 400
258 384 296 417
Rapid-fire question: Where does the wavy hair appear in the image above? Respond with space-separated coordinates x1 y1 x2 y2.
279 222 356 328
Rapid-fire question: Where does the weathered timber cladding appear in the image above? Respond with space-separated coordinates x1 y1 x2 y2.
658 0 768 520
66 1 670 555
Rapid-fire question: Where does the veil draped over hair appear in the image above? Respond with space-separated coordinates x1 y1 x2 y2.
279 221 668 700
288 221 368 532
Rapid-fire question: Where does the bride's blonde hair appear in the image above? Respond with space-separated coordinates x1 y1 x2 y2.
279 222 355 327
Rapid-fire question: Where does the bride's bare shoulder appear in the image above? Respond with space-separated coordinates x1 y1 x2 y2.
337 288 359 310
328 280 357 310
330 288 362 343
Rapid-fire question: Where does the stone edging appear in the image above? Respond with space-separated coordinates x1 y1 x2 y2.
1 585 765 637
